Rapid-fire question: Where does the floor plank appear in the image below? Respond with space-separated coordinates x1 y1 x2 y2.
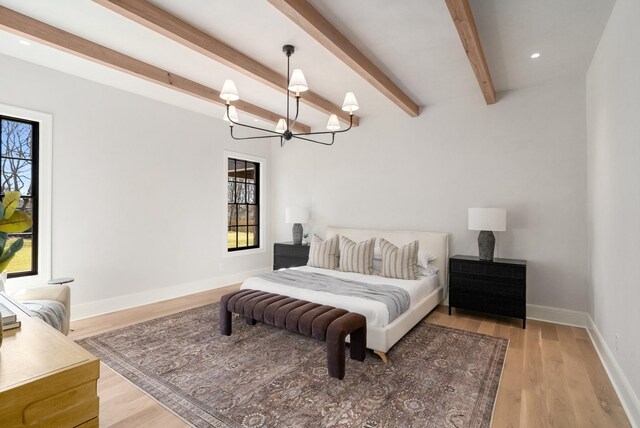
70 291 631 427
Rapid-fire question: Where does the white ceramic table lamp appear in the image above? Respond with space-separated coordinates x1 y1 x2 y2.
468 208 507 261
285 207 309 245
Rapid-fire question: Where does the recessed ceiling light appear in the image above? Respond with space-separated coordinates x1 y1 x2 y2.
530 52 540 59
19 40 31 46
254 119 260 122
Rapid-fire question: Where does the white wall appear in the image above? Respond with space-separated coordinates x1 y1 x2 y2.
0 54 272 318
587 0 640 418
272 78 588 312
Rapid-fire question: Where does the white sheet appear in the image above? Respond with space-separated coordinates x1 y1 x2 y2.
241 266 439 327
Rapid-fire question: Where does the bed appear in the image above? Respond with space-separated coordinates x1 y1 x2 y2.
241 227 449 362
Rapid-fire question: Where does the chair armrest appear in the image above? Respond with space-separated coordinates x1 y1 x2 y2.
12 285 70 307
11 285 71 335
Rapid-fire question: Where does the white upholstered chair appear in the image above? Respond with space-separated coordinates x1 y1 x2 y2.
0 272 71 335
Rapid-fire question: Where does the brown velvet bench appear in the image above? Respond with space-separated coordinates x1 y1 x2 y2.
219 289 367 380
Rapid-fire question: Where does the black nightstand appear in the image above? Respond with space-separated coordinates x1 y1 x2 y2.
273 242 310 270
449 255 527 328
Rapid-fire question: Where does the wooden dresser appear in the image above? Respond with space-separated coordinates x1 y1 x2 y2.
0 292 100 427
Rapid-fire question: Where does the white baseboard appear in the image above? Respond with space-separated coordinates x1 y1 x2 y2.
587 315 640 428
71 267 271 321
526 303 588 327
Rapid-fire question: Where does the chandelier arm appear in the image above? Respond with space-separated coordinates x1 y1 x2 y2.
230 127 283 140
292 134 336 146
289 96 301 132
226 105 282 135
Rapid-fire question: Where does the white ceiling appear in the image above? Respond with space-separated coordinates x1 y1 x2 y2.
0 0 615 129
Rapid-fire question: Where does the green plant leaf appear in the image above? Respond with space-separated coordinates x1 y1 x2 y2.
0 255 15 273
0 238 23 264
3 191 21 219
0 210 33 233
0 232 7 255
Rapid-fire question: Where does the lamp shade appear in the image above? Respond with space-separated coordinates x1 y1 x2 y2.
275 118 287 134
285 207 309 224
326 114 341 131
222 106 239 123
341 92 359 113
468 208 506 231
288 69 309 93
220 80 240 102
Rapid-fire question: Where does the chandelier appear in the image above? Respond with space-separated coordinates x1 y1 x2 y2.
220 44 359 146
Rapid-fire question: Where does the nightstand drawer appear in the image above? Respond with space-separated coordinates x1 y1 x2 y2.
274 256 308 270
450 260 525 281
449 292 525 318
450 275 524 299
274 243 310 258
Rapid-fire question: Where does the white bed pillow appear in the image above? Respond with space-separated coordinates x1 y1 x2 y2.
338 236 375 275
307 235 339 270
379 238 419 280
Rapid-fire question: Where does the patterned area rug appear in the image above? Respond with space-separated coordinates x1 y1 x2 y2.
77 303 507 427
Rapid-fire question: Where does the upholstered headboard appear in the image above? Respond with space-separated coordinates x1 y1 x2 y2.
325 226 450 290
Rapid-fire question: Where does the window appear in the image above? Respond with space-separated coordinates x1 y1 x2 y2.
0 115 39 277
227 157 260 251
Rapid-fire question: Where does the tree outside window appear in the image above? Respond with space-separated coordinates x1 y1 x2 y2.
227 157 259 251
0 115 38 276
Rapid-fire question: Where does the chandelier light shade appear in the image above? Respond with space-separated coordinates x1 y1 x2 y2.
221 44 358 146
326 114 341 131
275 118 287 134
288 69 309 94
220 79 240 102
342 92 360 113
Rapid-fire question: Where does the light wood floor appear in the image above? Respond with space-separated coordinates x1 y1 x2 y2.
70 285 631 427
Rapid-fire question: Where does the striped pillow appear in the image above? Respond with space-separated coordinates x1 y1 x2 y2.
379 238 419 280
307 235 339 270
339 236 375 275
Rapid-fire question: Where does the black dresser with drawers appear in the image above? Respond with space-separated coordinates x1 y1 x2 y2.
273 242 310 270
449 255 527 328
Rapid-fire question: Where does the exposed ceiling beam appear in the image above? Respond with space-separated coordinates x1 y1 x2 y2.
93 0 358 127
0 5 310 133
445 0 496 105
267 0 420 117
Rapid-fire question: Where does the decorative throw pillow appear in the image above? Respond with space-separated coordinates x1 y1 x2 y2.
307 235 339 270
338 236 375 275
379 238 419 280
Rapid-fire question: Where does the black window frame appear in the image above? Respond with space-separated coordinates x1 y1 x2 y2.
0 115 39 278
227 157 260 252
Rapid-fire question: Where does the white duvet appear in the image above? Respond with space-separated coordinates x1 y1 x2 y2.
241 266 439 327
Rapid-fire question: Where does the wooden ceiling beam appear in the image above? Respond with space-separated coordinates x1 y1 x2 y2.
0 5 310 133
93 0 358 127
445 0 496 104
267 0 420 117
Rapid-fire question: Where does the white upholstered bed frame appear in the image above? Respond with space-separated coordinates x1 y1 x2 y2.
325 227 449 361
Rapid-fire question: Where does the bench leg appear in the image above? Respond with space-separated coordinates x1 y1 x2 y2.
220 302 233 336
349 326 366 362
327 330 347 380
